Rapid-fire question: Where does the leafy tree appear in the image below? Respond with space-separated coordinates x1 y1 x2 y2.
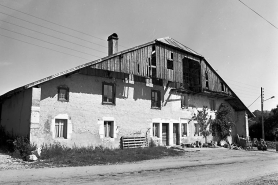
210 103 235 145
196 107 212 143
249 106 278 141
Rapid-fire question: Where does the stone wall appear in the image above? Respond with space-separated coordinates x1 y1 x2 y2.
27 73 240 148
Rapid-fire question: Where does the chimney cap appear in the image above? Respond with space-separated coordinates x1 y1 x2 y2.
107 33 118 41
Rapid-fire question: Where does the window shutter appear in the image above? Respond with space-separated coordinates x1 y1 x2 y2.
158 91 161 107
98 120 104 138
66 88 69 102
113 84 116 105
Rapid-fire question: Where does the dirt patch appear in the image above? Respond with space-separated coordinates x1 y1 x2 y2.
0 151 30 170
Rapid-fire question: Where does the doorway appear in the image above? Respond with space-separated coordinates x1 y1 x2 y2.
173 123 180 145
162 123 169 146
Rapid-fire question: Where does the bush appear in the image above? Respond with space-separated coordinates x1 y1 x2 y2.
12 136 36 159
0 125 36 160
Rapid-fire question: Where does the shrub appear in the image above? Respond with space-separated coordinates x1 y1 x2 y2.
12 136 36 160
149 139 157 147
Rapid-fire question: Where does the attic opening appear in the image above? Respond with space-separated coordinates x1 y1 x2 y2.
205 72 209 89
149 45 157 78
182 58 201 92
167 52 174 70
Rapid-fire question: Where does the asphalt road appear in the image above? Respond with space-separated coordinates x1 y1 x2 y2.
1 148 278 185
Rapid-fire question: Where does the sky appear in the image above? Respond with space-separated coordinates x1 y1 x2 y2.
0 0 277 112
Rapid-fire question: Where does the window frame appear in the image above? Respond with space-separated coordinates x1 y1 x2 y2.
104 121 114 138
205 72 209 89
151 90 161 109
194 123 200 136
167 59 174 70
209 99 216 111
181 123 188 137
181 94 188 109
57 86 69 102
55 119 67 139
153 123 160 137
102 82 116 105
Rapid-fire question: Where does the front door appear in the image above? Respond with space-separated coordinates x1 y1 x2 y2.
173 123 180 145
162 123 169 146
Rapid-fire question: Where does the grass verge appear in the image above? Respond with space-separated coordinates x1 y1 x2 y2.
32 144 183 167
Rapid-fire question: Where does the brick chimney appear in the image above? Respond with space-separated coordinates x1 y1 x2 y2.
107 33 118 56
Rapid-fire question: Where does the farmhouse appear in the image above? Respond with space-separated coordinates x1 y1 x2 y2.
0 33 253 148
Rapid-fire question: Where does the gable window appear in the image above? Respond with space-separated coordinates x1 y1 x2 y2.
181 94 188 109
205 72 209 89
151 90 161 109
153 123 159 137
167 53 174 70
55 119 67 138
181 123 188 137
102 82 115 105
58 86 69 102
221 82 225 92
104 121 114 138
209 99 216 111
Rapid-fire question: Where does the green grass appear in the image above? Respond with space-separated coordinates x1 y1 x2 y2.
33 144 183 167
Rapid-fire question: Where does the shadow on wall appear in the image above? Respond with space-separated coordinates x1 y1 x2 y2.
40 74 164 102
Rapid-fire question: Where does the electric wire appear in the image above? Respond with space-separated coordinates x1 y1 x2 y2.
0 19 106 54
0 3 106 41
0 34 92 61
0 4 127 48
0 27 103 58
0 11 107 48
238 0 278 30
248 95 261 108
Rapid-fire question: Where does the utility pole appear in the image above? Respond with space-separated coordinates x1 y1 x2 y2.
261 87 264 140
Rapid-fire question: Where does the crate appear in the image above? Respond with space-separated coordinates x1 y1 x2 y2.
121 136 146 149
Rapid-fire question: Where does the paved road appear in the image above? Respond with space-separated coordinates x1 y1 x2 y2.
1 148 278 185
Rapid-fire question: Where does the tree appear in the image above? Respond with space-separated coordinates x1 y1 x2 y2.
210 103 235 145
196 107 212 143
249 106 278 141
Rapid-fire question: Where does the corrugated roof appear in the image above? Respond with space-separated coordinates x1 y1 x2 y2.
156 37 202 57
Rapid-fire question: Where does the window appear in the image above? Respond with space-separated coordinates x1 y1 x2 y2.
221 82 225 92
153 123 159 137
194 123 200 136
55 119 67 138
167 60 173 70
181 95 188 109
104 121 114 138
209 99 216 111
181 123 188 137
205 72 209 89
102 82 115 105
58 86 69 102
151 90 161 108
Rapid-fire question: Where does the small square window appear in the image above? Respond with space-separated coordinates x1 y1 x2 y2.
55 119 67 138
58 86 69 102
153 123 159 137
181 95 188 109
102 82 115 105
151 90 161 109
104 121 114 138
